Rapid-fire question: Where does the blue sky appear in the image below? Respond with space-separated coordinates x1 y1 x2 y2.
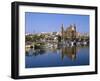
25 12 89 34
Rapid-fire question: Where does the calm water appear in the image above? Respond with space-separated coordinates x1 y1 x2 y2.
25 46 89 68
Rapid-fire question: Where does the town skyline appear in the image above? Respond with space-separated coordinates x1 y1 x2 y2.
25 12 89 34
25 25 89 38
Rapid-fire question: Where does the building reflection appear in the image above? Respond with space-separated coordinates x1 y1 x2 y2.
26 46 79 61
61 46 77 61
26 48 46 56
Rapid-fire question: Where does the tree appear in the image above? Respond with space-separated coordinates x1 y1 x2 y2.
25 35 33 42
57 35 61 42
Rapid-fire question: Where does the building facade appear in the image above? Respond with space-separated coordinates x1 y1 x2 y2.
61 24 76 41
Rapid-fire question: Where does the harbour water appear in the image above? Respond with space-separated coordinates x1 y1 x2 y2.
25 46 89 68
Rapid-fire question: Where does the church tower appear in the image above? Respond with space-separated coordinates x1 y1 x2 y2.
61 24 64 40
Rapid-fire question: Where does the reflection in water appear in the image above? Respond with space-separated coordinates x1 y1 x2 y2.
26 48 46 56
61 47 76 61
25 46 89 68
26 46 78 60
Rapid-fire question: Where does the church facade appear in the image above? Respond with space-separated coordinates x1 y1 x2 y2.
61 24 77 41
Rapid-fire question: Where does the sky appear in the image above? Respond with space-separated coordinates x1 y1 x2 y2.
25 12 89 34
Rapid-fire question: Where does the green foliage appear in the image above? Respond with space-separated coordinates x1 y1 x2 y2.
57 35 61 42
25 35 33 42
25 34 45 42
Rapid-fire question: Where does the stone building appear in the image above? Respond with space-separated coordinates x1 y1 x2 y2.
61 24 76 41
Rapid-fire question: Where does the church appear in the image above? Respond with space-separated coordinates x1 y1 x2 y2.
61 24 77 41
